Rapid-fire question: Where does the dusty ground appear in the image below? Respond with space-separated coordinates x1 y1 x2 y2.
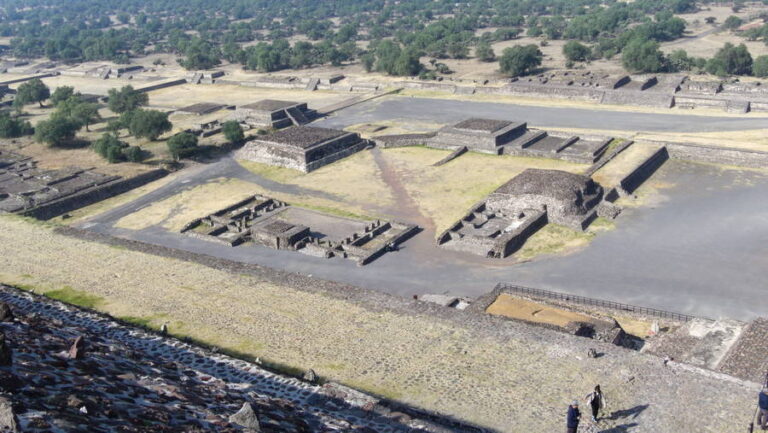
486 293 596 327
144 83 351 110
0 215 757 433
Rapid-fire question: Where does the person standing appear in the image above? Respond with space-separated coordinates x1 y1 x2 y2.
567 401 581 433
585 385 607 422
758 388 768 430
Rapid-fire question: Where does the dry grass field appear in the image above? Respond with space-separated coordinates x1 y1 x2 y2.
0 215 755 432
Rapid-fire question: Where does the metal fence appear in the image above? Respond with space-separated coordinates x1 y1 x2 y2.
494 282 703 322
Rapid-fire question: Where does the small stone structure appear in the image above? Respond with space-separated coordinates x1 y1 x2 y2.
376 118 613 164
175 102 227 116
180 194 418 265
236 126 370 173
438 169 619 258
231 100 317 129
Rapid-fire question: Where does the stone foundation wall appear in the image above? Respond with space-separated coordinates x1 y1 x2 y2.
305 141 369 173
22 168 169 220
661 141 768 168
619 146 669 194
135 79 187 93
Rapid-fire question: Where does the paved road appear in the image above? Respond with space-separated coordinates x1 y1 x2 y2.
81 157 768 320
314 96 768 133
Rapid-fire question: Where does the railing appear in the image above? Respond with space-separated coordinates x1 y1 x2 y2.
494 282 704 322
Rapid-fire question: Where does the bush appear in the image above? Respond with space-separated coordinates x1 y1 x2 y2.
222 120 244 143
167 132 198 160
753 55 768 77
563 41 591 62
0 112 33 138
499 45 542 77
92 133 128 163
622 38 666 73
124 146 145 162
706 43 753 76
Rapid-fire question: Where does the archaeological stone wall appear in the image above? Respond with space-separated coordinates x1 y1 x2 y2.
659 141 768 168
22 168 169 220
618 146 670 194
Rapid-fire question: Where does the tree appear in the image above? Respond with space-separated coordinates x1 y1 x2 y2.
50 86 76 106
393 49 422 76
15 79 50 108
706 43 753 76
361 53 375 72
499 45 542 77
0 112 33 138
563 41 591 62
34 116 80 147
222 121 244 143
724 16 744 31
622 38 666 73
754 56 768 77
107 86 148 114
167 132 198 160
127 109 172 140
475 41 496 62
124 146 145 162
91 133 128 163
70 102 101 131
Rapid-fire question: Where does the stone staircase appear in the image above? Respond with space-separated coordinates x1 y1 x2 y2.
285 107 309 125
305 78 319 91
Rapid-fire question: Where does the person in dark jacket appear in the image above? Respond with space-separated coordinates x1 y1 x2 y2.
758 388 768 430
585 385 607 422
567 401 581 433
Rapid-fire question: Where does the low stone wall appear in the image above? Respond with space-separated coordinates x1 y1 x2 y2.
305 140 370 173
659 141 768 168
601 90 674 108
22 168 169 220
357 224 420 266
585 140 635 177
0 72 58 86
619 146 669 194
135 79 187 93
374 133 436 148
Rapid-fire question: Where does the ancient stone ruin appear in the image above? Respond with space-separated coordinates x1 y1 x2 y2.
236 126 370 172
0 151 120 214
376 118 613 164
438 169 620 258
174 102 227 116
180 194 418 265
231 99 316 129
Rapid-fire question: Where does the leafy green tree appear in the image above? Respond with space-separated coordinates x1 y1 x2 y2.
127 109 172 140
15 79 50 108
475 41 496 62
753 56 768 77
69 102 101 131
92 133 128 162
361 53 375 72
563 41 591 62
167 132 198 160
0 112 33 138
499 45 542 76
34 116 81 147
621 38 666 73
723 16 743 30
222 121 244 143
124 146 145 162
50 86 77 106
393 49 422 76
706 43 753 76
107 86 148 114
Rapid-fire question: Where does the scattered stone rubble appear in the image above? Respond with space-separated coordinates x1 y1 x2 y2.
438 169 620 258
236 126 371 172
0 285 481 433
376 118 613 164
180 194 418 265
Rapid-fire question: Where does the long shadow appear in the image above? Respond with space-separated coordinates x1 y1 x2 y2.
607 404 649 421
0 286 494 433
600 423 639 433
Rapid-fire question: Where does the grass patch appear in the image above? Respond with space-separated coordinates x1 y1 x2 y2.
235 159 304 183
344 379 404 401
118 313 169 329
43 286 104 309
515 224 595 261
